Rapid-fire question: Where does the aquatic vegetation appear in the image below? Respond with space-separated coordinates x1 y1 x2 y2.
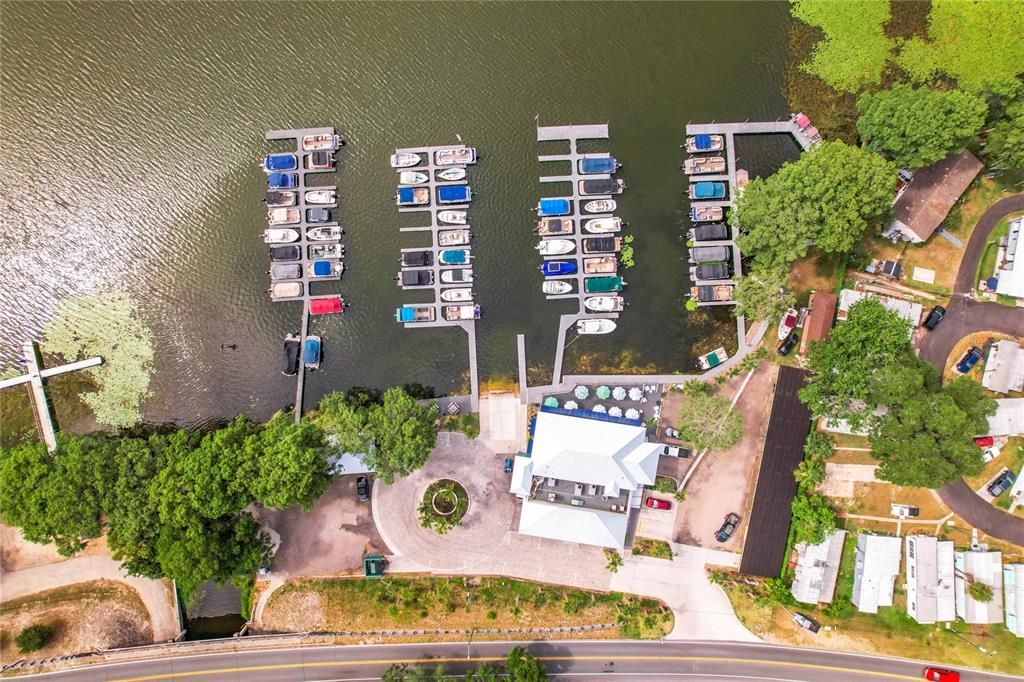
791 0 894 93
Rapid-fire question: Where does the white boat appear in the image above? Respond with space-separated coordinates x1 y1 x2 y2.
307 226 342 241
304 190 336 205
536 239 575 256
584 217 622 234
390 152 422 168
440 288 473 302
576 319 617 335
542 281 572 295
307 260 344 278
686 134 725 153
437 168 467 181
443 304 480 320
684 156 726 175
435 147 477 166
309 243 344 259
584 199 617 213
778 307 799 341
263 228 299 244
441 268 473 284
584 296 625 312
537 218 573 236
271 282 303 298
438 229 471 246
268 208 300 225
438 210 468 225
302 134 339 151
399 171 429 185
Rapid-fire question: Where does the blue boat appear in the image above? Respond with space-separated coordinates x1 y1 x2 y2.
302 336 321 370
264 154 297 172
690 182 726 200
397 186 429 206
267 172 299 189
440 249 469 265
579 157 618 174
537 198 571 216
437 185 472 204
541 260 578 277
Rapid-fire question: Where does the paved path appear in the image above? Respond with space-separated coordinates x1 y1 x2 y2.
952 194 1024 296
937 228 965 248
1 554 179 642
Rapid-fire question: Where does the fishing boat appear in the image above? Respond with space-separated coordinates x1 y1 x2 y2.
305 151 334 171
263 153 297 172
578 179 625 196
584 296 625 312
689 182 726 200
540 260 577 277
437 185 472 204
399 170 429 185
304 190 336 205
576 319 617 335
698 347 729 370
281 334 300 376
690 206 724 223
396 187 430 206
271 281 303 298
689 223 729 242
684 156 726 175
266 190 297 207
438 210 468 225
435 147 477 166
443 304 481 320
270 245 301 261
583 217 622 234
307 226 342 241
390 151 422 168
270 263 302 280
582 236 622 254
537 217 573 236
440 288 473 302
537 198 571 217
402 250 432 267
438 229 471 246
536 239 575 256
440 249 470 265
578 156 620 175
437 168 467 181
263 228 299 244
583 199 616 213
268 208 300 225
777 307 799 341
441 268 473 284
690 285 734 303
267 172 298 189
686 134 724 153
306 207 331 223
303 336 322 370
395 305 436 323
307 260 344 279
309 243 344 260
583 256 617 274
309 296 344 315
584 276 625 293
542 281 572 295
302 134 340 151
689 245 731 263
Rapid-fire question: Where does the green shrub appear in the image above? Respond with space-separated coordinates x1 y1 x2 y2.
16 624 54 654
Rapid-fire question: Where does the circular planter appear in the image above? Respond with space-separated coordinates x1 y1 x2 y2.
420 479 469 533
432 489 458 516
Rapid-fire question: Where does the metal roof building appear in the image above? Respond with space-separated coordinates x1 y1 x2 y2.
905 535 955 624
982 340 1024 394
851 534 902 613
791 529 847 605
955 550 1004 624
1005 563 1024 637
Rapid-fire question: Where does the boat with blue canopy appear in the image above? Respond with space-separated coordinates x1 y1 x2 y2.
689 182 726 200
537 198 571 216
263 154 297 172
578 157 619 174
303 336 322 370
396 187 429 206
308 259 343 278
541 260 577 277
437 185 472 204
267 172 298 189
686 134 724 153
440 249 470 265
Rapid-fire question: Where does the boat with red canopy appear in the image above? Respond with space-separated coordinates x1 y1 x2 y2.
309 296 344 315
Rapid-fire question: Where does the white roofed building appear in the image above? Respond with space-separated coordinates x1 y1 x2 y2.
1005 564 1024 637
955 550 1004 624
791 529 847 605
509 407 660 549
996 217 1024 299
851 534 902 613
988 399 1024 437
982 341 1024 394
837 289 923 329
905 535 955 624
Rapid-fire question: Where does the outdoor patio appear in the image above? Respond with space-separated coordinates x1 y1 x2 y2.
540 383 664 431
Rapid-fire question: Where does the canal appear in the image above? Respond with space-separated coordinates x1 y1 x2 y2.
0 2 796 430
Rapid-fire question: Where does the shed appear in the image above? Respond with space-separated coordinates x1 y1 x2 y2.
884 151 983 243
799 291 837 355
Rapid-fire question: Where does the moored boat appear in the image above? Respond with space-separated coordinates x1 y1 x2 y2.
263 228 300 244
689 182 726 200
584 296 625 312
438 229 471 246
439 249 470 265
395 305 435 323
309 243 344 260
266 190 297 207
303 336 322 370
689 245 731 263
579 179 625 196
689 223 729 242
690 284 734 303
443 304 481 320
578 156 619 175
270 245 301 261
582 236 622 254
583 217 622 234
777 307 799 341
441 268 473 284
435 147 477 166
307 226 342 241
437 185 472 204
268 208 300 225
304 190 336 205
537 198 571 217
537 217 573 236
437 168 467 181
402 250 432 267
684 156 726 175
390 151 422 168
399 269 433 287
267 172 298 189
686 134 724 153
270 281 303 298
438 210 468 224
690 262 731 281
307 259 344 279
536 239 575 256
305 151 335 171
306 207 332 223
576 318 617 335
396 187 430 206
270 263 302 280
399 170 429 185
263 153 297 172
698 347 729 369
583 256 617 274
309 296 344 315
584 276 625 293
440 288 473 302
541 260 577 277
583 199 616 213
542 280 573 295
281 334 300 376
690 206 724 223
302 134 340 151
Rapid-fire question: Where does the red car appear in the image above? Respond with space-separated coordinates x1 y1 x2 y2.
974 436 995 448
645 497 672 510
923 668 960 682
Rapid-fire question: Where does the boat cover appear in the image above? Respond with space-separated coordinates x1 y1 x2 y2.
580 157 616 174
692 182 725 199
795 114 811 128
438 185 470 203
581 179 619 195
402 270 431 286
693 223 729 241
309 297 343 315
691 245 730 263
307 208 330 222
313 260 332 277
541 260 577 276
585 276 623 293
403 251 431 266
397 187 415 203
302 338 321 364
397 307 416 322
441 249 467 264
693 134 712 150
265 154 297 171
271 264 302 280
270 245 301 261
538 198 571 216
267 172 298 188
281 340 300 375
694 262 730 280
583 237 618 253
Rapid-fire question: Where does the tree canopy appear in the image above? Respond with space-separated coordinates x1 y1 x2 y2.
676 393 743 452
505 646 548 682
987 99 1024 171
732 264 797 323
856 84 988 169
789 492 837 545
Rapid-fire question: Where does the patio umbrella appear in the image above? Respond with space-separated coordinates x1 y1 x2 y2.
543 396 559 408
592 404 607 414
596 385 611 400
608 406 623 418
625 408 641 420
574 385 590 400
628 387 643 401
612 386 627 400
564 400 579 410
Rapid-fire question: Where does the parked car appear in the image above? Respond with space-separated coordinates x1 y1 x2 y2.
661 445 681 458
923 305 945 330
503 458 513 474
645 497 672 510
923 668 960 682
974 435 995 448
955 346 983 373
777 330 799 356
665 426 680 439
356 475 370 502
792 612 820 633
716 512 741 542
987 470 1017 497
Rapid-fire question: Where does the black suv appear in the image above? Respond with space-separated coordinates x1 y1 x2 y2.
923 305 945 330
716 513 741 542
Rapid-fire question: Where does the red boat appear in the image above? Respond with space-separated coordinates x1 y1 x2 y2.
309 296 344 315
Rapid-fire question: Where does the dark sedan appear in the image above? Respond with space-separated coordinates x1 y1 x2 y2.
356 475 370 502
716 513 741 542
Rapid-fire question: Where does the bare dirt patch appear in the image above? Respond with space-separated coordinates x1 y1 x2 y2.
0 523 109 573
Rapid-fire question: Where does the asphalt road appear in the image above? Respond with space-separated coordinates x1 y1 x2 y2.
13 640 1018 682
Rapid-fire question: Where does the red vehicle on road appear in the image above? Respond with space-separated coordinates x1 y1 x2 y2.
974 436 994 448
645 497 672 511
923 668 960 682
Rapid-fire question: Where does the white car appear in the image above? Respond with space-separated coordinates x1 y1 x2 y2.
661 445 681 458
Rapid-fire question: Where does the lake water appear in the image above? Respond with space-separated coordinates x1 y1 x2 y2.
0 2 796 430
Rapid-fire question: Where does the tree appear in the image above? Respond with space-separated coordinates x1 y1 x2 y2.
895 0 1024 97
789 492 836 545
681 379 713 397
316 390 374 454
794 457 826 491
605 549 623 573
465 664 499 682
735 142 896 270
987 99 1024 171
676 394 743 452
382 664 456 682
856 85 988 168
791 0 894 93
247 414 330 510
506 646 547 682
803 431 834 461
103 435 167 577
732 264 796 322
363 387 437 484
15 624 53 654
969 581 994 603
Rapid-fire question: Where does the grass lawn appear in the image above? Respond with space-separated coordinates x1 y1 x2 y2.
824 431 871 450
632 538 674 560
942 332 1018 386
974 212 1020 288
788 249 843 306
839 482 950 520
829 450 876 465
262 576 672 640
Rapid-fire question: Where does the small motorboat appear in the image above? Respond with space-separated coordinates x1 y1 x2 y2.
440 288 473 302
698 347 729 370
576 319 617 335
686 134 725 153
305 151 334 171
437 185 472 204
584 218 622 234
437 168 467 181
268 208 300 225
390 151 422 168
537 239 575 256
303 335 322 370
438 210 468 224
583 256 617 274
440 249 470 265
302 134 340 151
307 260 344 279
584 276 625 293
309 243 344 259
399 170 429 185
438 229 471 246
435 147 477 166
263 228 299 244
689 182 726 200
778 307 799 341
443 304 481 320
305 190 336 205
541 260 577 277
281 334 300 376
690 206 724 223
271 281 303 298
266 190 297 207
584 296 625 312
309 296 344 315
441 268 473 284
307 226 342 241
537 218 573 236
306 207 332 223
270 245 301 261
396 305 436 323
537 198 571 217
584 199 616 213
578 179 624 196
543 281 573 295
396 187 430 206
267 172 298 189
270 263 302 280
684 156 726 175
263 153 297 172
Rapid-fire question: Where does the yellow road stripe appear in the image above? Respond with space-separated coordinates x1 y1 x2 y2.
113 654 922 681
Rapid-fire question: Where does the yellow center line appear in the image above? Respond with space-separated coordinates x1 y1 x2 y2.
112 654 923 681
